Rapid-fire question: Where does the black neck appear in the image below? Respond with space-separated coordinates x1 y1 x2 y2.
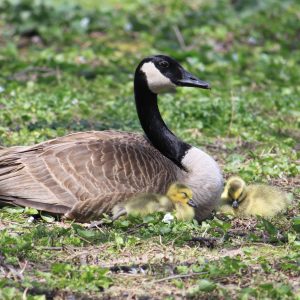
134 71 191 169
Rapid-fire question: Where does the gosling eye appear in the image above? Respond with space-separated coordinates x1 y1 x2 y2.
158 60 169 68
181 192 188 198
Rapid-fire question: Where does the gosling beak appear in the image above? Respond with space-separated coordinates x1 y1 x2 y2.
232 200 239 209
188 199 196 207
176 69 210 89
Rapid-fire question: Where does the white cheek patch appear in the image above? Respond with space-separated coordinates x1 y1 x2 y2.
141 62 176 94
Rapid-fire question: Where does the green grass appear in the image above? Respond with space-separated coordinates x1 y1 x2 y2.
0 0 299 299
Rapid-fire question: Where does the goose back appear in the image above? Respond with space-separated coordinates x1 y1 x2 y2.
0 130 179 221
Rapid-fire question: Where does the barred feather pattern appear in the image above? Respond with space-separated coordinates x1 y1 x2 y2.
0 131 179 221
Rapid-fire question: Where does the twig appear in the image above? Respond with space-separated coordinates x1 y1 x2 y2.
19 260 28 275
22 287 28 300
39 246 64 251
126 223 146 234
172 25 187 50
152 271 208 283
237 242 279 247
6 265 24 281
75 234 92 244
159 235 163 247
116 272 144 277
56 67 61 84
226 230 248 237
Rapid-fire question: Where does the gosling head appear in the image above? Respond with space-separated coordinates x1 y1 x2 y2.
225 176 247 209
166 182 195 207
135 55 210 94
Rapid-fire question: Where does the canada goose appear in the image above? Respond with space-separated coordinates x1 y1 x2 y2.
112 182 195 221
0 55 223 222
219 176 290 217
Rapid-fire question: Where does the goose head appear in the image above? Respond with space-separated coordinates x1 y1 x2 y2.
136 55 210 94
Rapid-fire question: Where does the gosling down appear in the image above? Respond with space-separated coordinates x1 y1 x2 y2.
218 176 290 218
112 182 196 221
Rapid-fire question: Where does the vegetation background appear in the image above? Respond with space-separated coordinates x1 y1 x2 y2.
0 0 299 299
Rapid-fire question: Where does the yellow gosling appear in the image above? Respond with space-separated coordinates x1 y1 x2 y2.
219 176 291 218
165 182 195 221
112 182 195 221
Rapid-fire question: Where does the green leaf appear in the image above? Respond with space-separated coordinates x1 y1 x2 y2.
159 225 171 235
197 279 216 292
143 215 155 223
176 265 189 274
24 207 39 215
292 216 300 233
119 220 130 228
114 234 124 246
259 217 278 235
2 206 24 214
40 214 55 223
76 229 96 239
51 263 71 275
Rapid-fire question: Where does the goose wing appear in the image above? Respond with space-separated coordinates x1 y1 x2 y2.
0 131 178 221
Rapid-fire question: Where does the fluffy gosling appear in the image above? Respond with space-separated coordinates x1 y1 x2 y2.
218 176 290 218
112 182 196 221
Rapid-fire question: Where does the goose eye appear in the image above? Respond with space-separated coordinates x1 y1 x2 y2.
158 60 169 68
181 192 188 198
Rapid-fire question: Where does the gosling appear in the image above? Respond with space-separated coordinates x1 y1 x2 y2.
218 176 290 218
112 182 196 221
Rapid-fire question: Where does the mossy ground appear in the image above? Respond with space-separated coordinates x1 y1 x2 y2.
0 0 299 299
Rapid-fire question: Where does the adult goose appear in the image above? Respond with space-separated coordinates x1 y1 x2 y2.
0 55 223 222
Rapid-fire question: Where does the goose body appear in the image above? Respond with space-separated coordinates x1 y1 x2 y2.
219 176 290 218
112 182 195 221
0 55 223 222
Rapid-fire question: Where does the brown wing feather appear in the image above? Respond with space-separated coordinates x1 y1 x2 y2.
0 131 179 221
